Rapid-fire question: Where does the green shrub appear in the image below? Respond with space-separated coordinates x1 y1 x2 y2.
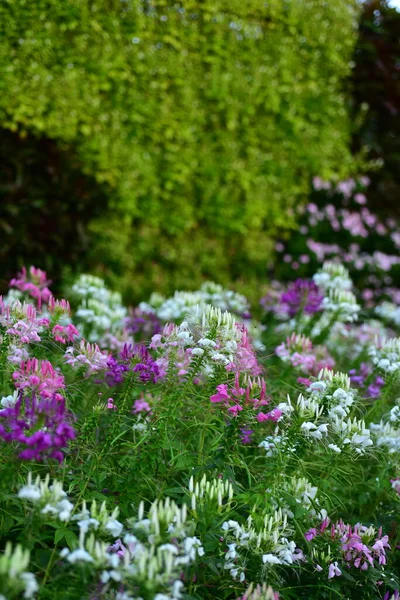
0 0 359 301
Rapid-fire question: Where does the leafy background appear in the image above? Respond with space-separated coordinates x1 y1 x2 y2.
0 0 360 300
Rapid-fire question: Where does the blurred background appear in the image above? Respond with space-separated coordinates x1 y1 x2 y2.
0 0 399 304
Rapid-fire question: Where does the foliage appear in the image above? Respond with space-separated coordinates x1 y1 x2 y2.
269 175 400 304
0 0 359 299
0 263 399 599
352 0 400 217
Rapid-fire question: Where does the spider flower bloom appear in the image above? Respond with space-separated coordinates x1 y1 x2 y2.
47 296 71 316
0 392 75 462
10 266 52 306
150 305 262 379
1 298 50 343
280 279 323 318
13 358 65 401
52 323 80 344
65 340 109 374
275 333 318 374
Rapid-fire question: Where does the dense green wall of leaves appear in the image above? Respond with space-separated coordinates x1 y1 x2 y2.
0 0 359 300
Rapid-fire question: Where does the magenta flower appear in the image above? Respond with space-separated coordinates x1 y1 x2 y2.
228 404 243 416
305 528 317 541
13 358 65 401
10 266 52 307
210 384 230 403
256 409 282 423
52 323 80 344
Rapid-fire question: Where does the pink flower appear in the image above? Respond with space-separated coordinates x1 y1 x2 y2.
305 528 317 541
132 397 152 414
256 409 282 423
354 193 367 205
107 398 117 410
210 384 230 403
227 404 243 416
52 323 80 344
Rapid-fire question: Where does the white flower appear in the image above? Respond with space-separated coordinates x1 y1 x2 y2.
0 391 18 409
60 548 94 564
77 517 100 534
18 484 42 502
191 347 204 356
198 338 216 348
105 518 124 538
20 572 39 599
328 443 342 453
262 554 282 564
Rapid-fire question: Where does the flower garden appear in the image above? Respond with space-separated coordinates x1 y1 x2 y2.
1 1 399 598
0 259 399 600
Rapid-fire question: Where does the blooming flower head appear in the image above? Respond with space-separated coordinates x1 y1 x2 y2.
369 337 400 374
10 266 52 307
13 358 65 401
280 279 323 318
313 261 353 293
64 340 109 375
52 323 80 344
0 392 75 462
1 298 50 344
150 305 262 380
0 543 38 599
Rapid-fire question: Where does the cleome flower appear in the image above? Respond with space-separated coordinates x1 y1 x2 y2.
313 261 353 292
0 543 38 599
0 392 76 462
368 337 400 374
150 305 262 380
18 472 74 522
322 289 360 323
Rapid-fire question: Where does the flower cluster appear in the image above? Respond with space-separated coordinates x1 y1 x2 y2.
10 266 52 306
275 333 334 375
369 337 400 374
64 340 109 374
150 305 262 381
140 281 250 322
280 279 323 318
0 543 38 599
221 509 302 582
71 274 129 345
18 473 74 521
308 518 390 579
0 393 75 462
12 358 65 401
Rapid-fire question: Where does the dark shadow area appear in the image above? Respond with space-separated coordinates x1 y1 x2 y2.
0 129 109 294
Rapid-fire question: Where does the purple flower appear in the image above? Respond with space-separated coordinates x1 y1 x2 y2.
240 428 254 444
0 392 75 462
126 307 162 339
104 356 129 386
280 279 323 318
101 343 163 387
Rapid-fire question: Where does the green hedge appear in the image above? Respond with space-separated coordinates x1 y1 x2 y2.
0 0 359 300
